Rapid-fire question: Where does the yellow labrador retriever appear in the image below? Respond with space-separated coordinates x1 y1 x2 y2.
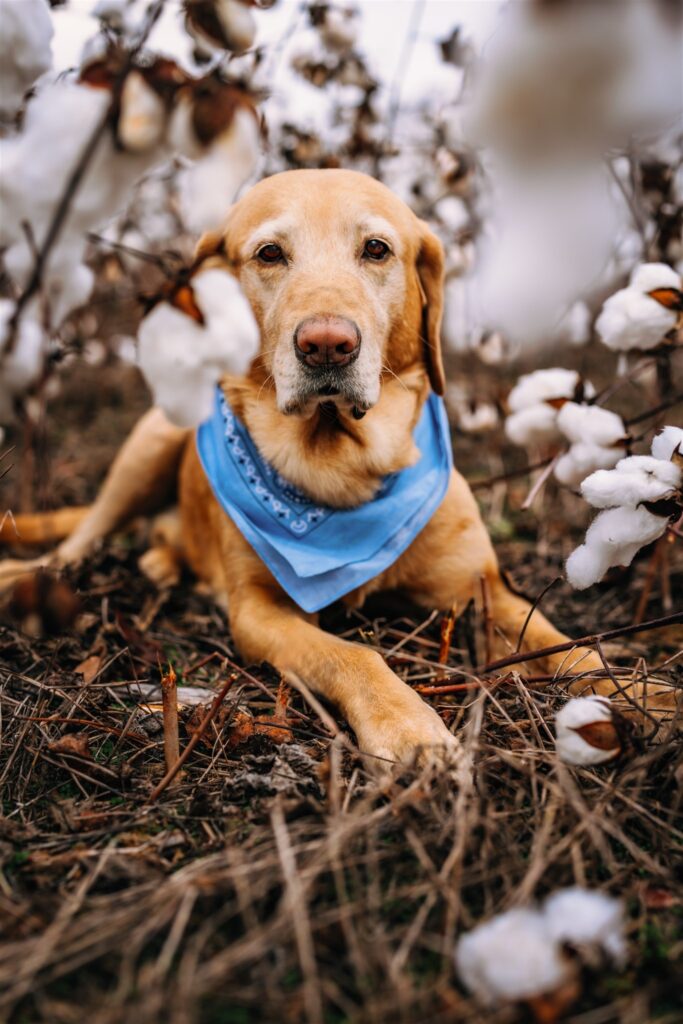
2 169 623 764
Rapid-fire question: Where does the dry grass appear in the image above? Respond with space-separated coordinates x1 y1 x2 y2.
0 534 681 1024
0 358 681 1023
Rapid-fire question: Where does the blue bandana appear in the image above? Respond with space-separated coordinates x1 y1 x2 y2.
196 388 453 613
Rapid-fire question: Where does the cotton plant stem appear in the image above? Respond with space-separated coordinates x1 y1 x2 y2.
149 673 237 801
476 610 683 676
160 664 180 777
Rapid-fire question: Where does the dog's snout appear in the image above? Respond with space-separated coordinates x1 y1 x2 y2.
294 316 361 368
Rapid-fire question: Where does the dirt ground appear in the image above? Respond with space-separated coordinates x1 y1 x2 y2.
0 351 681 1024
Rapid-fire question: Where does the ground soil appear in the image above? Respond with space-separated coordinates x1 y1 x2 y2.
0 352 681 1024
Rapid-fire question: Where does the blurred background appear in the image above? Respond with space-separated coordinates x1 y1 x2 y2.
1 0 681 611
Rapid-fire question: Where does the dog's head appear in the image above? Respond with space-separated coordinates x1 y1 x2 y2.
198 169 445 418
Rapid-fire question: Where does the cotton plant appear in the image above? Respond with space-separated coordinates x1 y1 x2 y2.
455 887 626 1009
596 263 683 352
169 79 261 233
137 265 259 427
553 402 629 487
0 0 267 425
504 368 595 447
566 427 683 590
504 369 633 489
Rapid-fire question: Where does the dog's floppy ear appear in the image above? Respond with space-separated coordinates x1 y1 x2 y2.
194 228 228 266
416 221 446 396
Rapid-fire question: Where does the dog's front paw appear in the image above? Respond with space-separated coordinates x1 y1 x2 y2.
353 687 463 771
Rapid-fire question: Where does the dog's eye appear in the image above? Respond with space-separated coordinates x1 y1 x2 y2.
363 238 391 261
256 243 284 264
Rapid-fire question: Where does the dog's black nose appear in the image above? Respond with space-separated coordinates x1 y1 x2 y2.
294 316 360 368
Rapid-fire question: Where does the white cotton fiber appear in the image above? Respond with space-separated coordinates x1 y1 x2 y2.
0 0 53 118
567 505 668 589
172 106 260 233
0 300 45 423
651 426 683 463
543 888 627 967
508 368 582 412
505 404 561 447
454 908 571 1006
554 442 623 488
137 269 259 427
556 402 626 447
630 262 681 292
580 456 681 509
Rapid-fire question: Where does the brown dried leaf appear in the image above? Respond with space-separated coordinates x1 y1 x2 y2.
571 721 621 752
48 734 92 759
172 283 205 323
642 885 679 909
74 654 103 685
647 286 683 311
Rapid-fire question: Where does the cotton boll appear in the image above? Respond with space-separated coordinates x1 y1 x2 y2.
185 0 256 56
652 425 683 462
137 268 259 426
433 196 469 235
505 405 561 447
0 83 107 250
581 457 681 509
0 301 45 422
567 505 668 589
118 71 167 153
508 369 583 413
630 262 681 292
49 263 95 328
596 289 679 351
317 4 359 54
176 107 260 233
1 80 160 306
556 403 626 447
565 542 612 591
589 504 668 557
543 888 627 968
554 442 624 488
596 263 682 353
0 0 53 119
454 908 572 1006
555 697 622 766
138 304 218 426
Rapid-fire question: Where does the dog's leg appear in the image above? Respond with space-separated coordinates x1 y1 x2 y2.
395 471 620 693
0 409 188 592
397 472 678 712
228 583 461 769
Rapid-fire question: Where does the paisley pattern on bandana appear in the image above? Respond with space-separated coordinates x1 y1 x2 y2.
197 388 453 613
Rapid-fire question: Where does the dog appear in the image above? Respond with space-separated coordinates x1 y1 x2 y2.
0 169 648 766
